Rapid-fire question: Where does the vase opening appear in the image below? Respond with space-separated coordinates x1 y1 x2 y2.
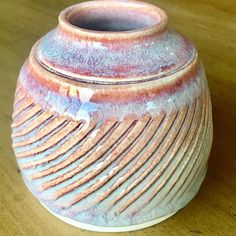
68 7 159 32
59 1 168 37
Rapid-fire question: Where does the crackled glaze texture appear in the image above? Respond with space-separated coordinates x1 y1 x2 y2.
11 0 213 232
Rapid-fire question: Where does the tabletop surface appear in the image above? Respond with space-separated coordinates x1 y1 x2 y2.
0 0 235 235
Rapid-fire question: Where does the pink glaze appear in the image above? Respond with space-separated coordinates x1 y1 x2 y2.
11 0 213 232
36 1 195 80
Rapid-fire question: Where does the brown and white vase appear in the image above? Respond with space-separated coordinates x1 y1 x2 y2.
11 0 213 232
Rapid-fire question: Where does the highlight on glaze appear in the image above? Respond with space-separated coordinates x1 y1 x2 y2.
11 0 213 232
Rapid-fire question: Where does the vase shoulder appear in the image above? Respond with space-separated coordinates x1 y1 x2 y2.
36 29 196 81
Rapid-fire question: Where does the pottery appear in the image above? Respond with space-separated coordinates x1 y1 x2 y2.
11 0 213 232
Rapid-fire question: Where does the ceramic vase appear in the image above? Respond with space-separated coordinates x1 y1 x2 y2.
11 0 213 232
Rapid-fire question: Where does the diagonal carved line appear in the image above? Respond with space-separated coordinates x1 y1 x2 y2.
13 87 27 108
24 120 114 171
50 118 137 199
115 101 196 211
91 113 166 209
63 112 172 211
34 121 119 182
118 105 189 213
131 99 201 213
174 139 209 204
45 120 133 192
63 115 152 208
170 86 211 203
15 120 70 160
12 105 42 128
12 113 56 139
12 116 67 146
12 97 34 120
35 120 119 183
15 121 80 158
31 121 116 177
163 84 209 204
38 116 150 190
103 112 177 209
13 95 27 109
12 103 35 122
179 90 212 196
131 85 208 213
168 90 209 203
12 113 54 143
176 147 208 202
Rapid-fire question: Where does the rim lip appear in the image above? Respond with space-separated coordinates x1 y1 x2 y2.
58 0 168 39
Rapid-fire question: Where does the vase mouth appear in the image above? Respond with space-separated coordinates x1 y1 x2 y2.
58 0 168 39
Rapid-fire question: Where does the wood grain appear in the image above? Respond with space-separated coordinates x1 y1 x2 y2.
0 0 235 235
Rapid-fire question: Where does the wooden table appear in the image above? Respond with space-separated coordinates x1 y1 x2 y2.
0 0 235 235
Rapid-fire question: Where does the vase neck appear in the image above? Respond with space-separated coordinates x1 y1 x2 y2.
34 0 196 81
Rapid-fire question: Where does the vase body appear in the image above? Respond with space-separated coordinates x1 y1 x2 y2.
11 0 213 232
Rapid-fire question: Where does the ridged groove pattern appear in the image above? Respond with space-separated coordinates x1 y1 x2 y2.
12 83 211 219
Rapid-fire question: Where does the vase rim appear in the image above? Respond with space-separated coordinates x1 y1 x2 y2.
58 0 168 40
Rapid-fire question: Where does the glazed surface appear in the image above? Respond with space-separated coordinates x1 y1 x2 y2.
36 1 195 81
12 64 212 227
11 0 213 229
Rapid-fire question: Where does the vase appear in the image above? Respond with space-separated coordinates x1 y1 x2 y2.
11 0 213 232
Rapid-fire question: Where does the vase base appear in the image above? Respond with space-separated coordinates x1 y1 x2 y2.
40 202 176 232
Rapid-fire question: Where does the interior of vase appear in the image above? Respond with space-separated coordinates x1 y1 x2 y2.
67 2 163 32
